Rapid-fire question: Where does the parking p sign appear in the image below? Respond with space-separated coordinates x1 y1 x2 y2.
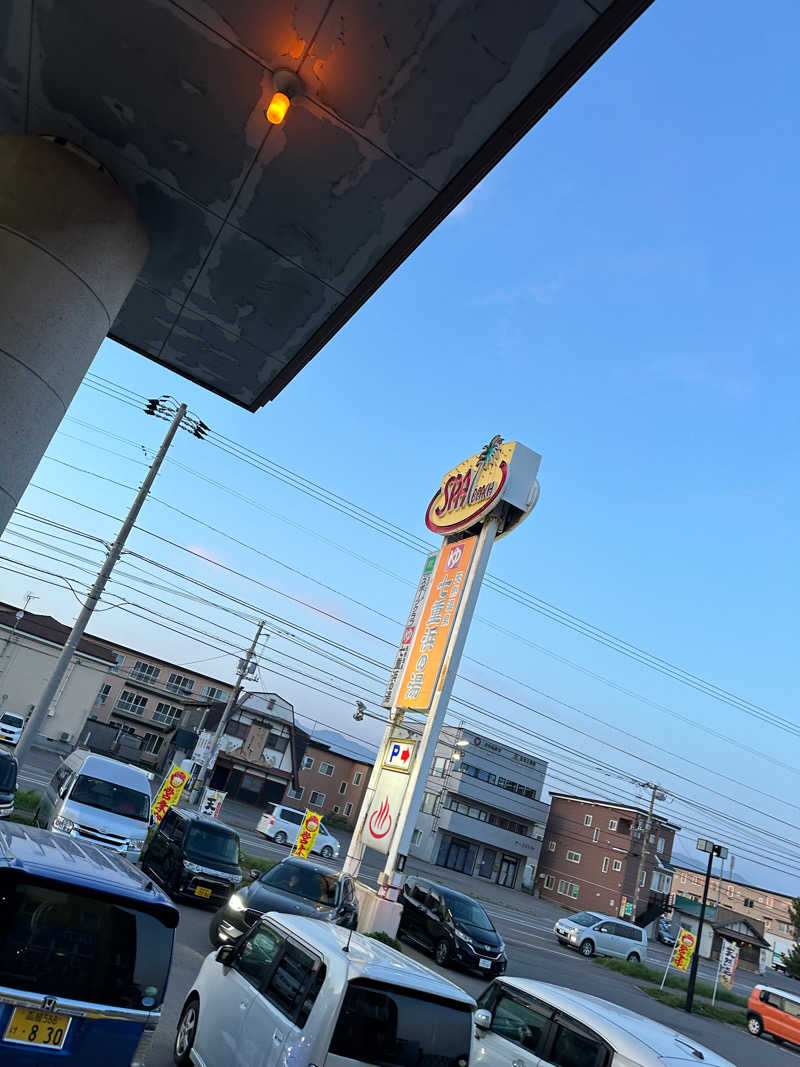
382 738 416 773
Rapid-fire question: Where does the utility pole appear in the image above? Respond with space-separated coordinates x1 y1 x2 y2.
686 838 728 1013
190 620 265 803
630 782 665 922
15 402 188 768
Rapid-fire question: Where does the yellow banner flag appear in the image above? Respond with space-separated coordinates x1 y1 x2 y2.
292 810 322 859
151 765 190 823
670 928 698 972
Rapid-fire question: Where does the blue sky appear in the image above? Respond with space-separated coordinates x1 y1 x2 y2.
3 0 798 894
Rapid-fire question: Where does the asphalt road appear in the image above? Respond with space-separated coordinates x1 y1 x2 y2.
18 751 800 1066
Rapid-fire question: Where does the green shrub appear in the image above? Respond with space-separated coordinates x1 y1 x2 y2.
591 956 747 1006
241 852 277 883
14 789 41 813
323 814 351 830
641 987 747 1027
366 931 403 953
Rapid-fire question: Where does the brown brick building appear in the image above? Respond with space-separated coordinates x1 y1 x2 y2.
285 736 373 829
536 793 679 922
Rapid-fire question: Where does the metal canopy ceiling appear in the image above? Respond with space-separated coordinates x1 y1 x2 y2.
1 0 652 410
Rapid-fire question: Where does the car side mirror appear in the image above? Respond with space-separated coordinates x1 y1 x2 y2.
244 908 262 928
216 944 235 966
474 1009 492 1031
249 868 260 880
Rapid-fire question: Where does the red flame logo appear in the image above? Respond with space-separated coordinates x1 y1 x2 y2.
369 796 392 839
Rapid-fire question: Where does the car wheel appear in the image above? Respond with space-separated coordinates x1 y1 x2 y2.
174 996 199 1066
626 952 641 964
320 845 334 858
747 1014 764 1037
434 939 451 966
580 939 595 957
274 831 288 845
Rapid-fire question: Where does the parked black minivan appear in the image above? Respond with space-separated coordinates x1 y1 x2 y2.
140 807 242 906
398 876 507 976
0 745 17 818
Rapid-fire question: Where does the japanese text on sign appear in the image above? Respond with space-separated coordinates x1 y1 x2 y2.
151 766 189 823
292 810 321 859
398 536 476 711
718 939 739 989
669 928 697 972
382 553 438 707
200 788 226 819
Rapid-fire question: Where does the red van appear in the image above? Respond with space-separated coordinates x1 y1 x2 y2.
747 984 800 1045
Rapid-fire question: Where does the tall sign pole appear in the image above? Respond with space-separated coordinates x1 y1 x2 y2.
346 437 541 931
15 402 187 768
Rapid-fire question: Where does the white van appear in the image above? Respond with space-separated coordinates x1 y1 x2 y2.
0 711 24 746
174 912 476 1067
257 803 341 858
35 750 152 860
554 911 648 962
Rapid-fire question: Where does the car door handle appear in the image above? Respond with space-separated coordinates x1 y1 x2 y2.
240 1001 248 1011
273 1030 285 1043
512 1060 525 1067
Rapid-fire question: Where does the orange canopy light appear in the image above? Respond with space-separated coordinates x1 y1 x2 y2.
266 91 291 125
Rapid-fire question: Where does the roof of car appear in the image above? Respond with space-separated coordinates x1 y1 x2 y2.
409 877 485 907
174 808 238 832
65 751 152 792
0 823 179 927
496 980 733 1066
0 745 17 762
277 855 343 878
754 984 800 1003
264 913 475 1008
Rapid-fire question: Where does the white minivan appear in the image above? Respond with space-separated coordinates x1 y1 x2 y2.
174 912 476 1067
35 750 152 860
473 979 735 1067
257 803 341 858
554 911 647 963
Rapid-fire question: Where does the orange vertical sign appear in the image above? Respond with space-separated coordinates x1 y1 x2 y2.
397 535 477 711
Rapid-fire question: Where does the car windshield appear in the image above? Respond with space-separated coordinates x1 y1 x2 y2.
570 912 602 927
262 862 338 905
444 894 493 931
331 980 472 1067
0 714 23 727
0 879 174 1009
0 757 17 791
69 774 150 822
185 824 239 865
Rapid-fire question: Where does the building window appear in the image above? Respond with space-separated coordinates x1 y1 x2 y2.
166 672 194 695
593 828 599 843
548 840 556 852
223 719 249 741
764 919 772 930
780 922 789 934
333 805 340 814
286 786 304 800
353 771 363 786
344 802 353 817
95 683 112 706
142 733 163 755
744 898 755 908
566 851 581 864
319 762 335 777
110 652 125 673
129 661 160 684
432 756 447 777
338 781 347 795
115 690 147 716
152 702 182 726
411 829 423 847
657 837 665 854
608 819 618 831
421 791 438 815
767 896 774 907
584 815 592 827
264 732 289 753
652 872 671 893
680 872 687 884
557 879 579 899
640 870 647 887
692 875 701 886
240 772 265 793
309 791 325 807
301 756 314 770
602 857 609 873
201 684 227 703
543 875 555 890
612 859 622 872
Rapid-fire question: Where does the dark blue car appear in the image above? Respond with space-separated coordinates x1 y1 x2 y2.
0 821 179 1065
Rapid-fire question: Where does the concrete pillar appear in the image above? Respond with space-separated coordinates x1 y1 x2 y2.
0 134 148 534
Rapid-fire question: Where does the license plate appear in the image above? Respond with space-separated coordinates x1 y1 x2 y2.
478 958 491 970
195 885 212 898
4 1008 71 1048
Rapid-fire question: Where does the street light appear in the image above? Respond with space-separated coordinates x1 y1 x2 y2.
686 837 729 1013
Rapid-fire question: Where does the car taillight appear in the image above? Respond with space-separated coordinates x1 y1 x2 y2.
131 1027 155 1067
268 817 274 826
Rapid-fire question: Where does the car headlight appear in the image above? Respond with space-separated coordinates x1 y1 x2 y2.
498 941 506 954
455 929 475 946
569 931 579 942
228 893 247 913
52 816 75 833
182 860 203 874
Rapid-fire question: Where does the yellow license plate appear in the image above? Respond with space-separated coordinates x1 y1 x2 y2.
195 885 212 898
4 1008 71 1048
